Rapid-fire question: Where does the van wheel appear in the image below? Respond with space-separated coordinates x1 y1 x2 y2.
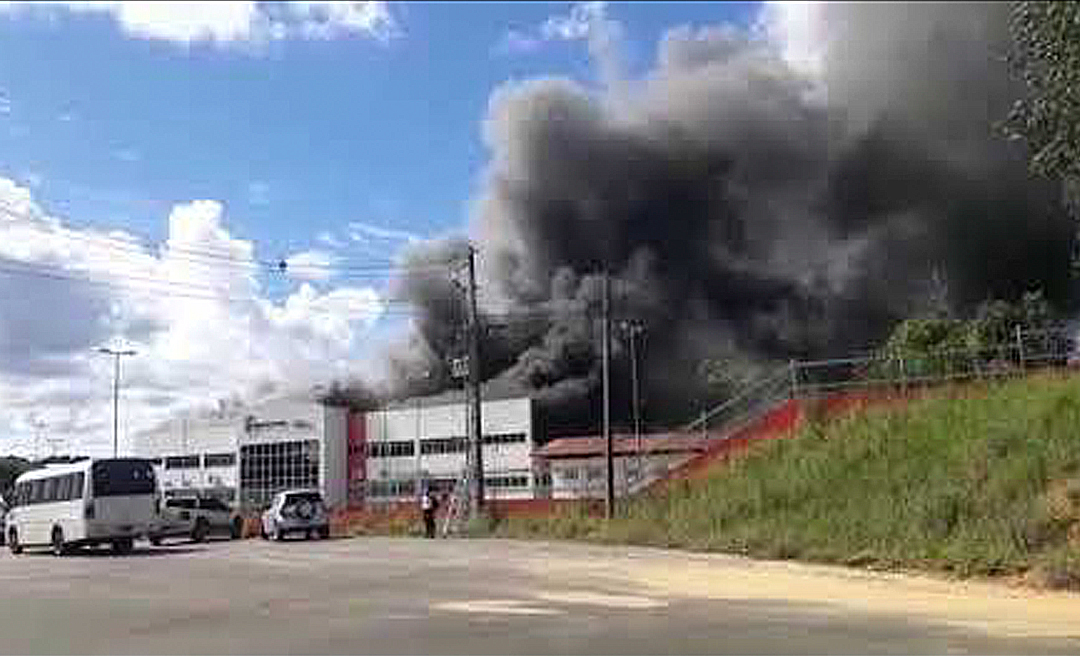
7 528 21 555
112 538 134 555
51 527 67 557
191 518 209 543
149 535 163 547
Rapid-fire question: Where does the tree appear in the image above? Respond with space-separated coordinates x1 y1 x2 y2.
0 456 32 501
1005 1 1080 206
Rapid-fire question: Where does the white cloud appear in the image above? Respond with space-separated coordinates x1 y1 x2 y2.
316 230 343 249
347 220 420 244
496 2 623 84
540 1 606 41
758 1 828 79
284 249 338 282
0 2 401 48
0 89 10 116
0 177 385 458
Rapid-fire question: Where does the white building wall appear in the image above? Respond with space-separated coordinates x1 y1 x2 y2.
364 396 539 501
133 416 241 497
321 406 348 509
548 452 694 500
132 396 346 509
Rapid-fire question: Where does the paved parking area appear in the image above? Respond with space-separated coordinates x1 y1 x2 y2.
1 537 1079 654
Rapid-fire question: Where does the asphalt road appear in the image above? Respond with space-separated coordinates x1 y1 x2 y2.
1 536 1079 655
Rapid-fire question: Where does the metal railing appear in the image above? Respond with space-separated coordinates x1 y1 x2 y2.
689 325 1077 442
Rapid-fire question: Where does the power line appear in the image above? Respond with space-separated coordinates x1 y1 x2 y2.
0 259 422 312
0 201 451 277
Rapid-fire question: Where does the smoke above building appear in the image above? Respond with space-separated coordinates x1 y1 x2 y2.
383 2 1076 433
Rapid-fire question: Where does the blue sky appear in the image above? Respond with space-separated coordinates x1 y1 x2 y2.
0 2 759 266
0 1 765 455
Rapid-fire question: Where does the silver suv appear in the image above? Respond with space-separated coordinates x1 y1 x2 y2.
149 496 244 544
260 490 329 541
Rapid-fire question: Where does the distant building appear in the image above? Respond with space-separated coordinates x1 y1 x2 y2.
358 392 546 505
534 433 705 499
132 389 547 511
132 395 348 511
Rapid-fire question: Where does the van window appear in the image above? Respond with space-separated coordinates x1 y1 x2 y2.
43 477 58 502
57 475 71 501
29 480 44 504
72 472 85 500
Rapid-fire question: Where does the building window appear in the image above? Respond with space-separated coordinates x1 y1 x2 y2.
203 452 236 468
485 475 529 489
368 440 416 458
367 479 417 498
164 455 200 470
561 467 579 481
239 439 320 509
587 467 603 481
482 432 527 446
420 437 467 455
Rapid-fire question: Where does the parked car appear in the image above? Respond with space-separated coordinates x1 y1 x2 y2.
149 495 244 545
260 490 329 541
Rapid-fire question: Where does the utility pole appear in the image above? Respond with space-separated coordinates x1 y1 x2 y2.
621 320 644 490
98 346 136 458
602 271 614 520
466 245 485 518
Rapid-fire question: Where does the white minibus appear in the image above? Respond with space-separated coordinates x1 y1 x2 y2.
6 458 159 555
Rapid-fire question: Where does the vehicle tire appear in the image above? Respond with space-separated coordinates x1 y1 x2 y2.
112 538 134 555
305 528 312 540
7 528 21 555
51 526 67 557
318 526 330 540
230 517 244 540
149 535 163 547
272 524 285 542
191 518 209 543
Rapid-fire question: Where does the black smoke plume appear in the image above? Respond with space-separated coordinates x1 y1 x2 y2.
385 3 1076 435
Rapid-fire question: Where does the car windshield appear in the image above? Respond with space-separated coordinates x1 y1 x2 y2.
284 492 322 506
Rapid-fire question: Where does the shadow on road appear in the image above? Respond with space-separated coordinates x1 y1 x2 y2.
22 545 206 558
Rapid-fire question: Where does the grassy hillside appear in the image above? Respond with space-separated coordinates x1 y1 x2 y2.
495 374 1080 589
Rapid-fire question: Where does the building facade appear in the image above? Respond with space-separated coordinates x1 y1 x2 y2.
534 434 705 499
132 396 348 511
358 394 547 505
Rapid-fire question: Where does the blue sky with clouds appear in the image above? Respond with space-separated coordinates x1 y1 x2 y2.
0 1 764 455
0 2 758 265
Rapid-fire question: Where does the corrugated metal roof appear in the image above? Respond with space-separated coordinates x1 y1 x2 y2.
533 433 706 459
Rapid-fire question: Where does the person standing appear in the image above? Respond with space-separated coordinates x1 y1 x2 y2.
421 487 438 539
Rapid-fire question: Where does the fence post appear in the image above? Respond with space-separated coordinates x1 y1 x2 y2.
788 359 799 399
1015 324 1026 374
898 356 907 394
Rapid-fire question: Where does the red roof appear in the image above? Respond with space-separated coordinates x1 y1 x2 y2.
533 433 706 459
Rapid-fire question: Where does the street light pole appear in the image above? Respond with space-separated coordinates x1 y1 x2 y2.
98 347 136 458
